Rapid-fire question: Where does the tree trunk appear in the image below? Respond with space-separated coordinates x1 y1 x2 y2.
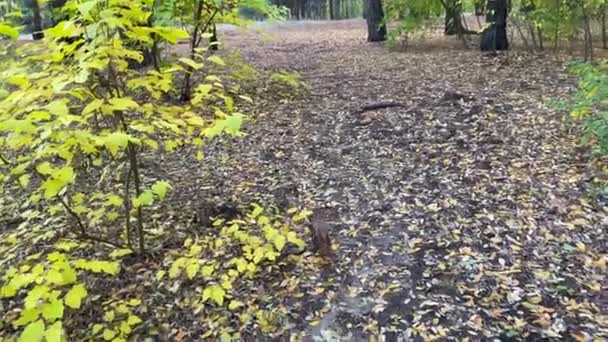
480 0 509 51
299 0 306 19
582 5 593 61
329 0 334 19
537 25 544 51
365 0 386 42
210 23 218 51
29 0 43 40
444 0 464 35
474 0 484 16
602 5 607 49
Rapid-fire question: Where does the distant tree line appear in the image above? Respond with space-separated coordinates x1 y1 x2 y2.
270 0 363 19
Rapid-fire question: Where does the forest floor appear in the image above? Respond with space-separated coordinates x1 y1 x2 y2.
3 20 607 340
154 20 608 339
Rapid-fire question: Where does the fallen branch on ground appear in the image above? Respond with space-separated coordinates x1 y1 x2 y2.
356 101 404 114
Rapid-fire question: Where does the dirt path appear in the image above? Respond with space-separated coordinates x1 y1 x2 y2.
163 20 607 339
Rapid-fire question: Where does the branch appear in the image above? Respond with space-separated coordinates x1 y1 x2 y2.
355 101 404 114
195 8 221 49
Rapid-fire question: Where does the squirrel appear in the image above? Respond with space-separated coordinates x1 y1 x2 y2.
310 210 333 258
278 209 334 260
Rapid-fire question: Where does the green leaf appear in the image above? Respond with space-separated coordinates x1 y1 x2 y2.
109 248 133 259
103 132 133 156
41 299 64 321
151 181 172 200
201 265 215 277
13 308 40 327
46 100 69 117
44 321 63 342
92 323 104 335
152 27 189 44
54 241 80 251
186 262 199 280
36 162 54 175
19 320 45 342
293 209 313 223
82 99 103 115
64 284 87 309
223 114 243 135
202 285 225 306
103 310 115 322
127 298 141 306
104 195 123 207
119 321 132 335
178 57 205 70
19 174 30 188
133 190 154 208
109 97 139 111
0 23 19 40
102 329 116 341
169 258 186 278
207 55 225 66
73 260 120 275
42 167 75 199
228 300 243 310
127 314 142 326
273 235 286 251
250 204 263 218
286 231 305 249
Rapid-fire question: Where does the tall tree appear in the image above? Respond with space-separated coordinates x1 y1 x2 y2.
480 0 509 51
365 0 386 41
28 0 43 39
442 0 465 35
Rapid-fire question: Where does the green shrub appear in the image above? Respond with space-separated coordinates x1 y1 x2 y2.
568 61 608 156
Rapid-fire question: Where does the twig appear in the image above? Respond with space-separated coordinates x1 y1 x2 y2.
356 101 404 114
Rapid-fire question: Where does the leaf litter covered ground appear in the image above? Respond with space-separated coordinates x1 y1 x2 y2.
3 20 608 340
167 20 607 340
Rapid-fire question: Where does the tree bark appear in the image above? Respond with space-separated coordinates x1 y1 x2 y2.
602 4 607 49
365 0 386 42
210 23 218 51
582 4 593 61
480 0 509 51
443 0 464 35
29 0 44 40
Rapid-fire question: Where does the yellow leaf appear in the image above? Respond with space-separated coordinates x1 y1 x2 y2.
0 23 19 40
83 99 103 115
19 320 45 342
178 57 204 70
102 329 116 341
109 97 139 111
576 242 586 253
127 314 142 326
44 321 63 342
202 285 225 306
228 300 242 310
207 55 225 66
92 324 104 335
64 283 87 309
103 310 115 322
19 174 30 188
186 263 199 280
